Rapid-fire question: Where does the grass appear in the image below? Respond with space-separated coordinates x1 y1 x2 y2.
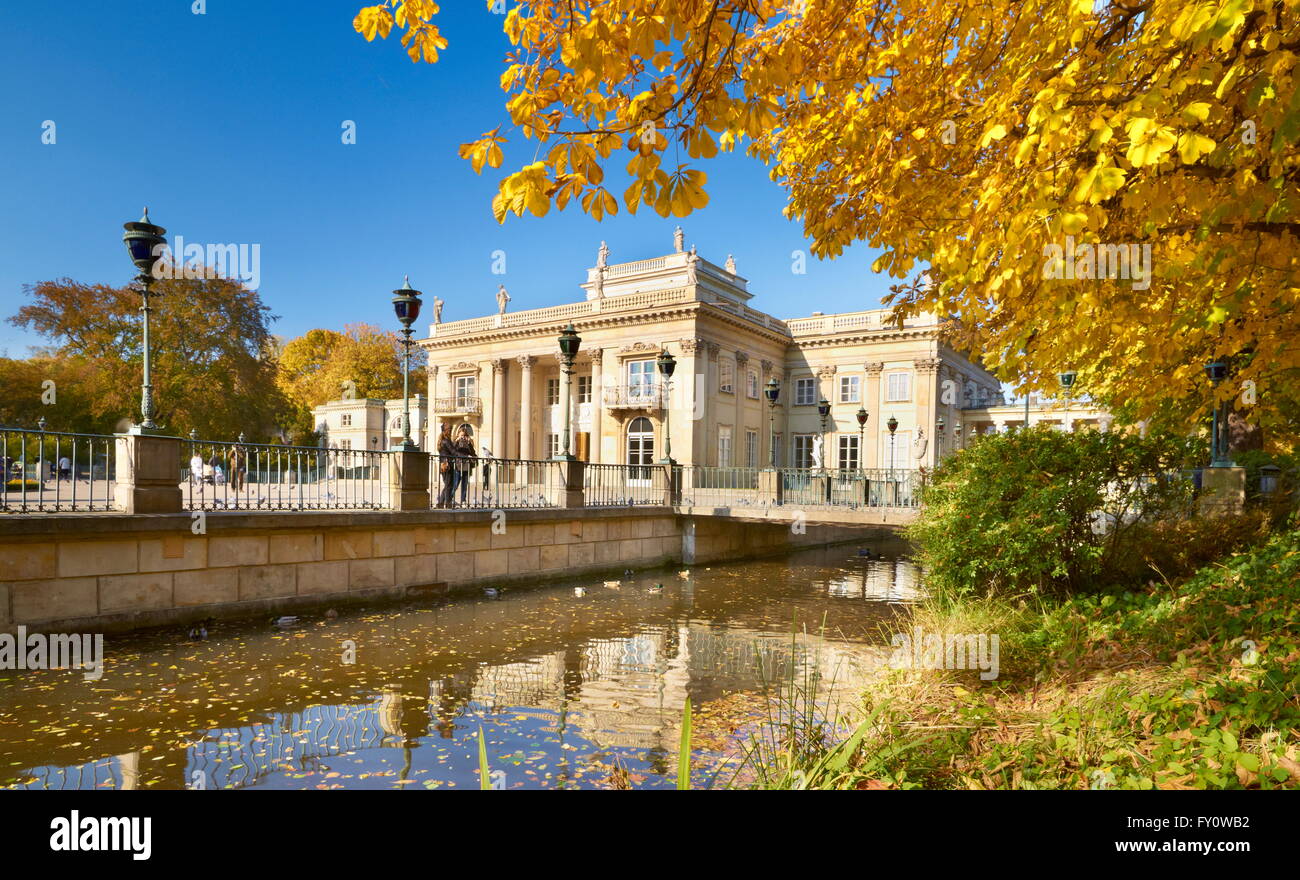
722 521 1300 790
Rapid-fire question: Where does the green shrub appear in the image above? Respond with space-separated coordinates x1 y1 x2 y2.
4 479 41 491
909 427 1196 598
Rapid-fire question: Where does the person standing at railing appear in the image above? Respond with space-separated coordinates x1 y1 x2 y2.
453 424 477 505
435 422 457 507
229 443 248 493
189 450 205 485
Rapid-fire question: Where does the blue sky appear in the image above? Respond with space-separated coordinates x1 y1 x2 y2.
0 0 900 356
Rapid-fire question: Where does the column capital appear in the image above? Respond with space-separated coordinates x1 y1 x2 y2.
705 341 721 359
517 354 536 370
489 358 506 374
913 357 942 375
735 350 750 365
679 337 705 355
429 364 439 378
864 361 884 375
588 346 603 364
760 359 773 373
816 364 838 379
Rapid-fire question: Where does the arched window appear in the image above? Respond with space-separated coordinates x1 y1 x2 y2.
627 416 654 479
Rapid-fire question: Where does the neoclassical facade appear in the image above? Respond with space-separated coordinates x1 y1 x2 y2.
312 395 429 452
415 234 1039 471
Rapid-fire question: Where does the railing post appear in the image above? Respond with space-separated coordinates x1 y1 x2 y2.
663 463 681 506
557 458 585 508
387 448 431 510
759 468 782 506
114 432 183 514
1198 466 1246 517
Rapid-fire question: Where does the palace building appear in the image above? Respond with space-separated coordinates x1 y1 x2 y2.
409 230 1093 473
303 232 1107 469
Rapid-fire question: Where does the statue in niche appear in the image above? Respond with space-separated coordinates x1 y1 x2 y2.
913 428 928 460
674 226 685 253
496 284 510 315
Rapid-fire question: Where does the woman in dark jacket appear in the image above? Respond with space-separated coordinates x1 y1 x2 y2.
435 423 457 507
453 424 476 505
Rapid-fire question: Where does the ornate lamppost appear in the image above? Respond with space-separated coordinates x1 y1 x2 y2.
121 208 168 433
391 276 423 450
817 397 831 471
656 349 676 464
556 323 582 460
936 415 945 461
764 377 780 468
1205 360 1233 467
887 415 899 502
855 406 868 472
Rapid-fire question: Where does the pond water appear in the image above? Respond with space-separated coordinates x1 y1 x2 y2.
1 541 923 790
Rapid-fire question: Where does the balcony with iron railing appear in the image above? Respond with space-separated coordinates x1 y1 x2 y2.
602 384 666 409
431 396 482 415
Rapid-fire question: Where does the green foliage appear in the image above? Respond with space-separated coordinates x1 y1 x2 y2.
676 699 692 790
792 522 1300 790
478 726 491 791
908 427 1196 597
8 275 293 441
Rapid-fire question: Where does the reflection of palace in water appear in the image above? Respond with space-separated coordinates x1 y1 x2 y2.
15 558 919 790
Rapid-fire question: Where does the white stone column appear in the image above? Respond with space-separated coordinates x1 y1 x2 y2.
705 342 720 465
589 348 603 463
864 362 883 468
517 355 535 459
734 351 749 467
491 358 506 458
678 338 702 467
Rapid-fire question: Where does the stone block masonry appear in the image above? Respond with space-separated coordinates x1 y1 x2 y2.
0 507 877 634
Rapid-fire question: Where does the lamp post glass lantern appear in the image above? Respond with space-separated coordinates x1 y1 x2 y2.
556 323 582 460
764 377 780 468
121 208 168 432
391 276 423 450
936 415 945 460
656 349 676 464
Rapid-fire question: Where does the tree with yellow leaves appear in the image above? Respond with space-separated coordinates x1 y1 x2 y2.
355 0 1300 442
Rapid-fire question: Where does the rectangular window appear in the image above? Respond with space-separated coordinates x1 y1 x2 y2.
577 375 592 404
627 359 656 399
455 375 477 407
545 377 560 406
340 413 352 427
837 435 860 470
839 375 861 403
547 433 560 458
794 377 816 406
793 434 816 469
717 426 733 467
886 372 911 402
719 360 735 394
745 430 758 468
746 370 759 399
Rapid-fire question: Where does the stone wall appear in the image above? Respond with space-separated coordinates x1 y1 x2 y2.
0 508 876 634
